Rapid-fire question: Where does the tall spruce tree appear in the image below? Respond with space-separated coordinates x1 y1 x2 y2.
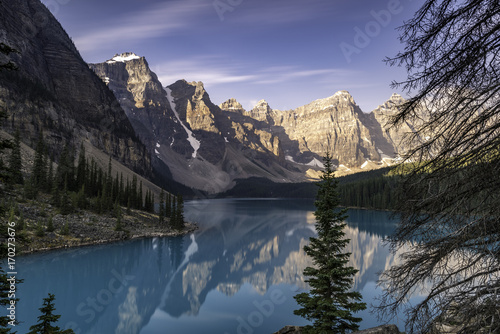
165 193 171 218
75 143 86 190
159 189 165 224
294 153 366 333
0 43 17 188
173 194 185 230
8 129 23 185
27 293 74 334
31 132 46 191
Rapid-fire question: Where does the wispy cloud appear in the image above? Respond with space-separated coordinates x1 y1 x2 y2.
154 57 258 86
223 0 337 25
154 56 360 89
74 0 210 52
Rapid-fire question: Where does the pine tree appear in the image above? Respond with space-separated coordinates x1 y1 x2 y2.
35 221 45 237
114 201 123 231
55 145 74 192
51 178 61 208
75 143 86 190
294 153 366 333
119 173 124 205
131 175 138 209
105 156 112 204
75 185 87 210
0 44 16 190
138 181 143 210
59 178 73 215
24 174 37 200
27 293 74 334
173 194 185 230
8 129 23 185
171 198 177 227
46 155 54 194
151 193 155 214
32 132 46 190
178 194 185 226
165 193 171 218
159 189 165 224
60 222 69 236
113 172 119 204
46 215 55 233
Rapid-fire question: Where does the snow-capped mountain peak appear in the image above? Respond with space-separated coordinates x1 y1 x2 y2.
106 52 141 64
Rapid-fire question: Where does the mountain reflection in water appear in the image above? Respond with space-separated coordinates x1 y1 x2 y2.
11 199 403 334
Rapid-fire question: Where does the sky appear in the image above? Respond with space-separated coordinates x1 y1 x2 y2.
41 0 422 112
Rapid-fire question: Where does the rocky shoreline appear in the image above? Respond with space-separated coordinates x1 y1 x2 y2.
2 195 198 256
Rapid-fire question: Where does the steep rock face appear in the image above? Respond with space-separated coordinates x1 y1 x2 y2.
370 93 414 156
90 52 411 191
0 0 150 175
89 53 192 159
245 99 276 125
219 98 245 114
89 63 301 192
247 91 383 167
167 80 226 164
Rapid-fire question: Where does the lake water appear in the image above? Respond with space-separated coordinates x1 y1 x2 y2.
6 199 406 334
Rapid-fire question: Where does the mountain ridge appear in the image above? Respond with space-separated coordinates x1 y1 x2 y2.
90 52 412 192
0 2 151 178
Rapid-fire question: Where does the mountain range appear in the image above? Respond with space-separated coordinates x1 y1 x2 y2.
0 0 412 196
90 53 410 193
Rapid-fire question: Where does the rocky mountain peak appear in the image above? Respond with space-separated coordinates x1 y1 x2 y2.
331 90 356 104
193 81 207 100
373 93 406 115
0 0 151 175
247 99 273 123
106 52 142 64
220 98 245 113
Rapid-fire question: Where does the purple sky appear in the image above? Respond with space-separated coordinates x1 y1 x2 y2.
42 0 421 112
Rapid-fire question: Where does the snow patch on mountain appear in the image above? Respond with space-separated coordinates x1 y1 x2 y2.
107 53 141 64
165 87 201 158
307 158 324 168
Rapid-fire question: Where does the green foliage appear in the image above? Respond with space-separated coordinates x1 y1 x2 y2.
159 189 165 224
23 175 38 200
35 221 45 237
294 154 366 333
73 186 87 210
165 193 171 218
174 194 185 230
46 216 55 233
114 201 123 231
31 132 47 192
59 222 69 236
338 174 398 210
59 178 73 215
8 129 23 185
75 143 86 190
17 212 24 231
27 293 74 334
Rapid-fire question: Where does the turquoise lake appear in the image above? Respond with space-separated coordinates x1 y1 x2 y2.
7 199 407 333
